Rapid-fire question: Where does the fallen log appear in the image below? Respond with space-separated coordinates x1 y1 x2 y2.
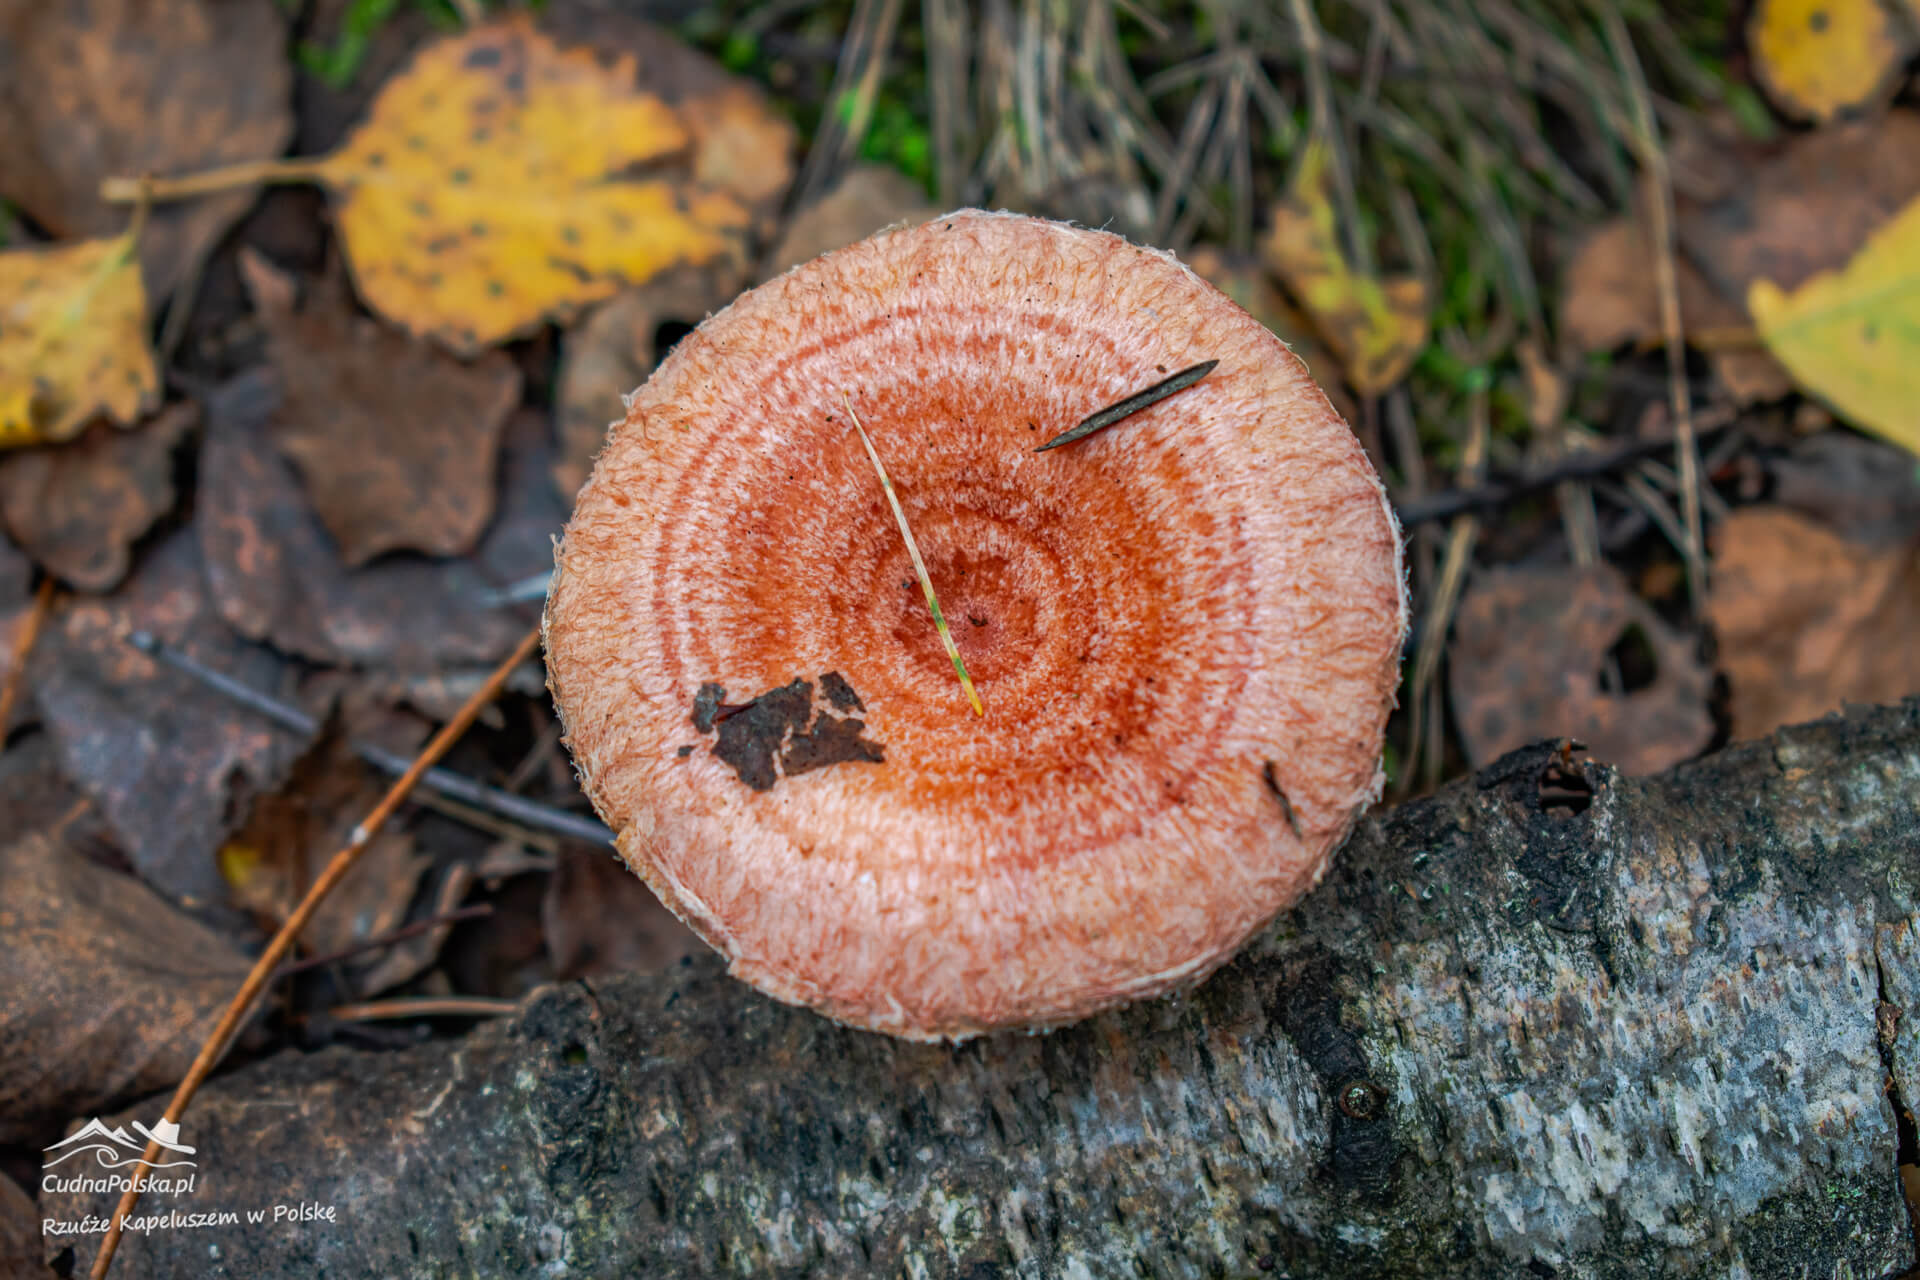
43 700 1920 1278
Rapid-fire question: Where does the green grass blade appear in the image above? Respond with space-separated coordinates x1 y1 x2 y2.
844 394 984 717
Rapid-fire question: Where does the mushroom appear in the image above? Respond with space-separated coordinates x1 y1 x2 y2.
543 209 1406 1040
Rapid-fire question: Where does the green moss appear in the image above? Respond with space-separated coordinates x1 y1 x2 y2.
296 0 476 90
718 30 758 74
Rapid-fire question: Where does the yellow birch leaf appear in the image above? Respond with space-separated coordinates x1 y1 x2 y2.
1748 194 1920 456
0 231 158 450
311 16 764 354
1260 138 1431 397
1749 0 1911 123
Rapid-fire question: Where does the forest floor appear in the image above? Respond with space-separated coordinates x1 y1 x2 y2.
2 0 1919 1272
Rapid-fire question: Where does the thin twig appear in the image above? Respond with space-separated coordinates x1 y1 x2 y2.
0 576 55 734
124 631 612 846
1035 361 1218 452
1391 405 1735 528
89 625 542 1280
843 394 984 717
323 997 518 1023
271 904 494 981
1608 474 1693 565
1604 8 1705 608
100 157 326 204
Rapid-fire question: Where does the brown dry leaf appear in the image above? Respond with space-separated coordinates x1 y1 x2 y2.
1514 338 1568 430
1709 343 1801 407
0 536 32 739
356 663 548 726
1664 117 1750 206
1679 112 1920 300
220 741 428 975
1561 219 1702 351
1184 244 1359 424
238 251 520 565
0 403 195 591
0 0 292 304
196 371 555 674
1260 137 1431 396
0 1170 43 1277
763 165 939 277
1707 506 1920 741
1748 0 1911 123
309 14 792 353
227 840 425 987
31 528 317 905
357 861 475 997
1448 564 1714 775
0 831 252 1145
0 531 27 604
542 848 702 980
0 230 160 448
0 731 95 865
554 261 745 501
442 870 552 996
1771 432 1920 547
1558 218 1793 406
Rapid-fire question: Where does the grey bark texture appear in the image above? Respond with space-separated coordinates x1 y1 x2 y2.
43 700 1920 1279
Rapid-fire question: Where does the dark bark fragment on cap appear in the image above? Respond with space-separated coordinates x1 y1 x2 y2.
819 670 865 713
784 715 883 777
711 679 812 791
696 677 885 791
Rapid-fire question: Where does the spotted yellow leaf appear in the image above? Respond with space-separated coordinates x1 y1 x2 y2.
1749 194 1920 456
1261 138 1431 397
0 231 158 450
317 17 773 353
1749 0 1911 123
101 15 794 356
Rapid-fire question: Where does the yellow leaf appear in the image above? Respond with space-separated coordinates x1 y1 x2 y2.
0 231 158 450
1260 138 1431 397
216 841 267 896
314 16 764 354
1749 0 1910 123
1748 194 1920 455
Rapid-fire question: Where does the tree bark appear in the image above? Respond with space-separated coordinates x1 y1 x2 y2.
43 701 1920 1279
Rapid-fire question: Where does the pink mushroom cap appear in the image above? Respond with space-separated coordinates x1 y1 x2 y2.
543 209 1406 1040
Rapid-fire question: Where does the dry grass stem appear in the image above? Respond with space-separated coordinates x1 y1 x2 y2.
1603 7 1705 609
325 997 519 1022
843 394 984 717
101 158 323 204
792 0 903 210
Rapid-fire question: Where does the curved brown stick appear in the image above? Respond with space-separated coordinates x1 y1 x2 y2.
88 625 542 1278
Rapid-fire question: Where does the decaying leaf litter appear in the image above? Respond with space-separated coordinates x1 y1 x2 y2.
1 0 1919 1271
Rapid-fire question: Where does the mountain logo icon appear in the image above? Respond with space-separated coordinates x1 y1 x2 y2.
42 1117 197 1170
